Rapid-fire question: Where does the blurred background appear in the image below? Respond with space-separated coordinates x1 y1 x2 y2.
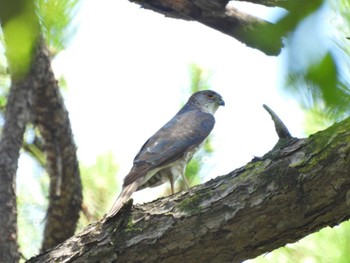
1 0 349 261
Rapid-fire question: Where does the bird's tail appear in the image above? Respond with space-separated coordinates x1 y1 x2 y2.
105 180 141 219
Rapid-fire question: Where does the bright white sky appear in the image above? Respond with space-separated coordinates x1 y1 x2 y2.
49 0 306 201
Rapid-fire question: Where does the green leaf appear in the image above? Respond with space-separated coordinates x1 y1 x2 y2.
306 52 338 106
1 0 39 79
35 0 80 55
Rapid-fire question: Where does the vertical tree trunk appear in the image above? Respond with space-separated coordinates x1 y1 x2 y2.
0 1 82 252
31 41 82 251
0 78 33 263
0 1 38 261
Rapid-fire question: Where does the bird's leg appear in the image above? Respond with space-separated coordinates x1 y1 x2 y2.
168 173 175 194
181 171 190 190
178 163 190 190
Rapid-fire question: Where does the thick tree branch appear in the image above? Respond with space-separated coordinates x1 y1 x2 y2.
0 1 37 261
27 116 350 262
31 40 82 251
0 36 82 260
0 0 82 256
129 0 284 55
0 77 33 263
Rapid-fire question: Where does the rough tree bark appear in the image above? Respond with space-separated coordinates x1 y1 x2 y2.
130 0 325 56
0 1 82 259
31 40 82 251
129 0 286 55
0 38 82 260
27 112 350 262
0 73 33 263
0 1 37 261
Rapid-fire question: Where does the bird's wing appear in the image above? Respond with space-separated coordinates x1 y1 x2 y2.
123 110 215 187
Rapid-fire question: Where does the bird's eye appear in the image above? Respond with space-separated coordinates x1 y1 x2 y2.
207 93 214 99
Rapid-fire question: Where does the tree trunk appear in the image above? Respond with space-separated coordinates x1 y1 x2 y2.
0 78 33 263
27 116 350 262
31 40 83 252
0 1 37 261
0 38 83 261
0 3 82 254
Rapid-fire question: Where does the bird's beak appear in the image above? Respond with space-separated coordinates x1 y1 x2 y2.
218 97 225 106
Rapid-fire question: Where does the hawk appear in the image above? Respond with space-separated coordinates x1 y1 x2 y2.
106 90 224 219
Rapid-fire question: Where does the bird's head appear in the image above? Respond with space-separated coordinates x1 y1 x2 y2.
188 90 225 114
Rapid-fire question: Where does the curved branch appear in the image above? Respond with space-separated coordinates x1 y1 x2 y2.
28 116 350 262
262 104 298 152
129 0 283 55
0 1 37 261
0 78 33 263
263 104 292 139
31 40 82 251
